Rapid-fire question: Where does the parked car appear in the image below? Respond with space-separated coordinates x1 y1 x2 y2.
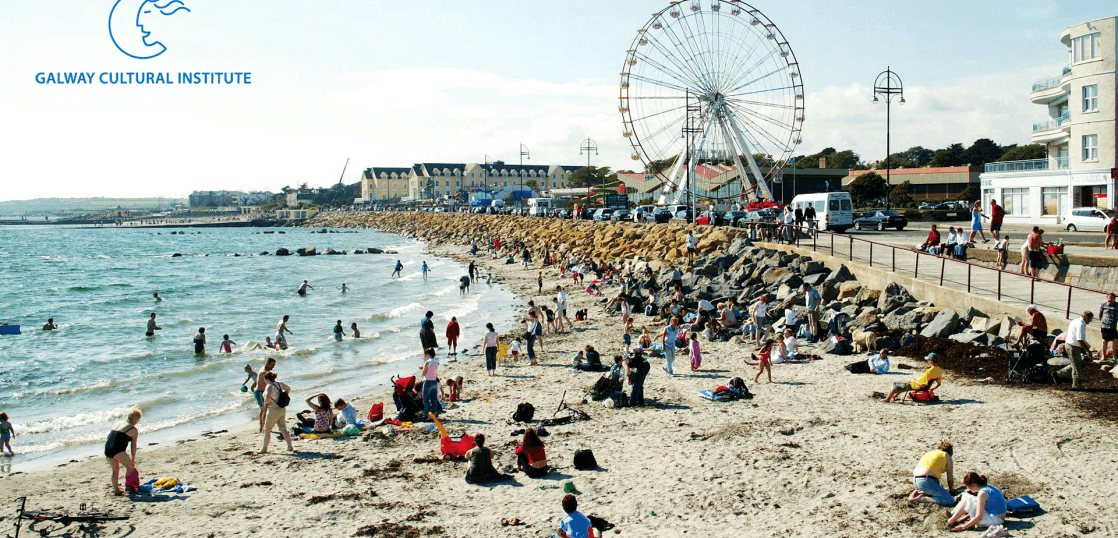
695 210 729 226
1064 207 1115 232
787 192 854 232
736 208 778 226
610 209 632 222
918 202 947 211
644 206 676 224
723 210 752 227
853 209 908 231
591 208 615 221
671 209 695 223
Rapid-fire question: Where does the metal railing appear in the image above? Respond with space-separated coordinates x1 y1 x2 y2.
984 159 1049 173
1056 157 1069 169
1032 76 1064 92
1032 111 1071 132
1062 64 1072 76
756 222 1108 321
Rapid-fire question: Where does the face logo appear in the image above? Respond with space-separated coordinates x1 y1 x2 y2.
108 0 190 60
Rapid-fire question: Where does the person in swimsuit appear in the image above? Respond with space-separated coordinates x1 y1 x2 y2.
260 372 294 453
153 292 162 302
241 364 257 393
105 409 142 495
333 320 346 341
193 327 206 355
422 261 429 280
350 322 361 339
255 358 276 431
339 283 348 294
749 339 775 383
220 334 236 354
297 280 314 296
276 315 293 347
392 261 403 278
0 413 14 456
42 318 57 331
145 313 161 337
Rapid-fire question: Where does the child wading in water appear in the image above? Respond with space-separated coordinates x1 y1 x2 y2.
748 339 775 383
689 331 702 371
0 413 14 456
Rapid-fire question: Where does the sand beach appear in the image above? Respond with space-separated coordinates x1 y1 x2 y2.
2 218 1116 538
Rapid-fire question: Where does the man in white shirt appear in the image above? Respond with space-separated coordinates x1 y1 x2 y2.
783 209 796 243
685 232 698 265
868 349 891 374
1063 311 1094 389
556 286 572 331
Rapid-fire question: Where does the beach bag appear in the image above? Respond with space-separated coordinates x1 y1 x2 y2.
573 449 598 470
274 384 291 408
910 389 938 402
125 469 140 490
368 402 384 422
590 376 613 401
1006 495 1041 515
512 402 535 423
728 377 753 399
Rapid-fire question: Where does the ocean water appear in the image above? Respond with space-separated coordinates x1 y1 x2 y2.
0 225 520 470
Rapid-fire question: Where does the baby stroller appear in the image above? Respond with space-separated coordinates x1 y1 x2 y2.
1005 338 1056 385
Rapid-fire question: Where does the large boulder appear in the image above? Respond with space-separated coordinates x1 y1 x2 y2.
275 248 291 256
821 337 853 355
878 283 915 312
920 309 961 339
824 264 855 285
368 248 385 254
802 272 829 287
837 281 862 301
800 260 827 276
760 267 791 285
297 247 317 256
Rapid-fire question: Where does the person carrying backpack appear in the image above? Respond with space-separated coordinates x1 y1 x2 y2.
261 371 294 453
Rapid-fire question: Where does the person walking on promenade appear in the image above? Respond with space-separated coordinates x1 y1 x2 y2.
659 316 681 376
1025 227 1045 277
1062 311 1093 389
483 323 499 376
145 313 161 337
276 315 294 347
988 200 1005 241
1100 293 1118 365
804 203 817 237
1107 216 1118 249
968 201 989 244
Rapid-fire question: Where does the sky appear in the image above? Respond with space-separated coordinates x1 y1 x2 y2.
0 1 1111 201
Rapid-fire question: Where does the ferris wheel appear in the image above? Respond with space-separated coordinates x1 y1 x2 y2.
620 0 804 205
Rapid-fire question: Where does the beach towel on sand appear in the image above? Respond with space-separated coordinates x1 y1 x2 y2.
699 387 751 402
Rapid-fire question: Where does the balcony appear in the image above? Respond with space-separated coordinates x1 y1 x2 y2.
1031 71 1071 104
1056 157 1069 169
1032 111 1071 143
984 159 1049 173
1062 64 1072 77
1032 76 1062 92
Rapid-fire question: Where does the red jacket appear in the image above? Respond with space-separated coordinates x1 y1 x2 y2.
925 229 940 245
446 322 460 339
991 204 1005 225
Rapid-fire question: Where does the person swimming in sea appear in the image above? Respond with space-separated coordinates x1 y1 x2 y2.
297 280 314 296
153 292 163 302
392 260 403 278
145 313 161 337
422 261 429 281
350 322 361 339
220 334 237 354
339 283 348 294
42 318 57 331
193 327 206 355
333 320 346 341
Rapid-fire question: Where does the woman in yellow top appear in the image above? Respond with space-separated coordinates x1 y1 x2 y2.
907 441 956 505
883 353 943 403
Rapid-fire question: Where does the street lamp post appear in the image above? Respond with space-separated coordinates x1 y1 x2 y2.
519 143 530 214
579 137 599 213
873 67 905 208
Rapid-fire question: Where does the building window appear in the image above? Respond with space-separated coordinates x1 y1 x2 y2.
1003 188 1029 216
1082 84 1098 112
1072 32 1101 63
1082 134 1098 161
1042 187 1067 215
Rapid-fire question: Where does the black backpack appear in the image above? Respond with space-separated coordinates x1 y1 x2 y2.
274 383 291 408
573 449 598 470
512 402 535 423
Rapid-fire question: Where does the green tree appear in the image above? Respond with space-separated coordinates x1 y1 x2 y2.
929 143 966 167
889 146 934 168
997 144 1047 162
889 180 916 208
568 166 614 188
848 172 887 206
963 138 1002 167
958 185 979 202
648 157 677 174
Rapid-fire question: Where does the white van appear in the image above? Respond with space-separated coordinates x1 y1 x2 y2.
788 192 854 232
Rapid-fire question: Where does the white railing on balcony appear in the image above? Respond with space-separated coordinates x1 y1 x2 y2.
1032 111 1071 132
1056 157 1069 169
984 159 1050 173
